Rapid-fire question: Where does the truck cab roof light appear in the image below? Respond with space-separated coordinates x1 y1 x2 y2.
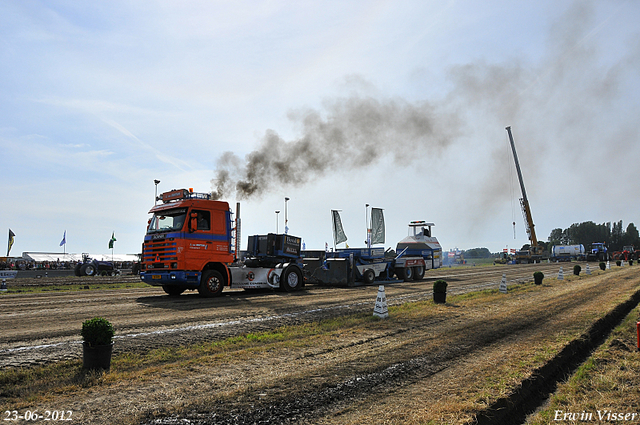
160 188 212 203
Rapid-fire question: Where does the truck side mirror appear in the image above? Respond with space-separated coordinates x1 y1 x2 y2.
189 212 197 233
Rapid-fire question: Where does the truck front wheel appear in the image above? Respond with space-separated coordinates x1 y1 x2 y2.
281 266 302 292
199 270 224 297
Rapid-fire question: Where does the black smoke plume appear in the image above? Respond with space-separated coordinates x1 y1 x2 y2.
211 96 459 200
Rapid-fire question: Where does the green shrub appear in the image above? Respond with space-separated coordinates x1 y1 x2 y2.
533 271 544 285
433 279 448 293
616 260 621 266
81 317 114 347
599 262 606 271
573 265 581 275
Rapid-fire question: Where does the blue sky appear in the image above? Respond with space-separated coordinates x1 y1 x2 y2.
1 0 639 257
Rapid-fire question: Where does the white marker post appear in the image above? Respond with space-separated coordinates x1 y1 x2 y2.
558 266 564 280
586 264 591 275
373 285 389 319
499 273 507 294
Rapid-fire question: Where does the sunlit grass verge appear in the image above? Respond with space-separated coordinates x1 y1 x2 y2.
527 310 640 424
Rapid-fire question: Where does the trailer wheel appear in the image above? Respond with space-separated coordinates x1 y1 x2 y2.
397 267 413 281
363 269 375 284
163 285 185 296
281 266 302 292
413 266 425 281
199 270 224 297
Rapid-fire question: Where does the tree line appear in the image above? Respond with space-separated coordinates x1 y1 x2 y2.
460 220 639 258
548 220 639 252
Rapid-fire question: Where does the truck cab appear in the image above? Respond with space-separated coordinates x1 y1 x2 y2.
140 188 234 296
141 188 304 297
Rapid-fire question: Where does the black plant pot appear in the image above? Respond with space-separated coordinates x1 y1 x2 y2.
433 292 446 304
83 342 114 370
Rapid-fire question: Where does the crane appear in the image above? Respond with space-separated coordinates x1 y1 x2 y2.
506 126 542 263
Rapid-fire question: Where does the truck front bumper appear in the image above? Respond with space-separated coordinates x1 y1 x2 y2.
140 271 201 286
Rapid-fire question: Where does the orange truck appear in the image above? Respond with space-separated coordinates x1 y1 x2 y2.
140 188 303 297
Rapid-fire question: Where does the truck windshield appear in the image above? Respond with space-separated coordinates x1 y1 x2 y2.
148 208 187 233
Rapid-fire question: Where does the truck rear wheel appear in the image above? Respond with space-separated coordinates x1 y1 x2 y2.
413 266 425 280
199 270 224 297
281 266 302 292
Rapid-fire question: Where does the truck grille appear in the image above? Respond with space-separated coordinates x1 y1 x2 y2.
144 240 177 267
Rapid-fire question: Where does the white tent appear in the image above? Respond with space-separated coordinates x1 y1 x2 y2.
22 252 139 263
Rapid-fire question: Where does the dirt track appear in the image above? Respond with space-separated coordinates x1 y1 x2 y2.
2 263 562 368
2 263 639 424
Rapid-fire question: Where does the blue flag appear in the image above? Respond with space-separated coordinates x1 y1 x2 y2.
60 231 66 246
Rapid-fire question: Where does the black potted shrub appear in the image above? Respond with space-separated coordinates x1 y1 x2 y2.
573 265 581 276
630 260 634 266
616 260 622 267
533 271 544 285
433 279 447 304
599 262 606 271
82 317 115 370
